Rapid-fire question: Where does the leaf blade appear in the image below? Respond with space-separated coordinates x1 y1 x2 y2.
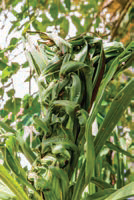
94 79 134 156
0 165 29 200
104 182 134 200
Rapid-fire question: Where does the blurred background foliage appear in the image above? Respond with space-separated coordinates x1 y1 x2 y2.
0 0 133 99
0 0 133 195
0 0 133 42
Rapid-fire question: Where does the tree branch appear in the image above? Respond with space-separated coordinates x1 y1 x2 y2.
110 0 132 41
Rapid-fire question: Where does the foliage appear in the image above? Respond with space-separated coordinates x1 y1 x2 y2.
0 29 133 199
0 0 132 103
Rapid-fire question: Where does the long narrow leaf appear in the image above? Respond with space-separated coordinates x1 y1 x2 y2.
85 123 95 184
17 134 36 165
0 165 29 200
94 79 134 156
85 188 116 200
114 133 122 189
91 41 105 108
27 35 47 72
0 121 16 134
71 161 86 200
74 42 88 62
106 141 134 158
92 40 104 89
0 181 16 200
22 36 41 76
91 177 113 189
87 42 132 131
42 32 72 52
104 182 134 200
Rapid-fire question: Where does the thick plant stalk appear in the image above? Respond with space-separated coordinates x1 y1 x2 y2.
24 32 133 200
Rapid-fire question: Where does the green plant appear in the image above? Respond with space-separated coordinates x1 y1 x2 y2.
0 32 133 200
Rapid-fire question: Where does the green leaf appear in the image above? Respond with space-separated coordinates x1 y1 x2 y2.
85 188 116 200
52 100 79 115
4 98 21 114
3 145 40 199
50 3 58 19
104 41 124 54
10 0 19 7
49 166 69 199
41 13 52 26
55 16 64 25
60 18 69 38
59 2 66 13
23 45 40 76
60 61 88 76
0 121 16 134
90 0 98 10
94 17 101 30
33 115 50 134
32 20 40 31
17 131 36 164
21 94 41 115
86 42 132 134
129 130 134 139
71 16 84 34
64 0 71 10
1 62 19 83
0 61 7 71
40 32 72 52
33 19 51 32
80 4 93 13
92 41 105 106
42 135 78 154
94 79 134 157
10 37 19 46
11 62 19 73
17 114 32 130
26 35 47 73
85 123 95 184
0 180 16 200
92 40 104 89
0 45 16 54
1 67 11 80
72 161 86 200
30 0 38 7
91 177 113 189
22 20 34 35
4 147 21 176
6 136 18 155
24 73 33 82
104 182 134 200
0 165 29 200
74 42 88 62
105 141 134 158
6 89 15 98
0 87 4 98
0 110 8 118
22 61 29 68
